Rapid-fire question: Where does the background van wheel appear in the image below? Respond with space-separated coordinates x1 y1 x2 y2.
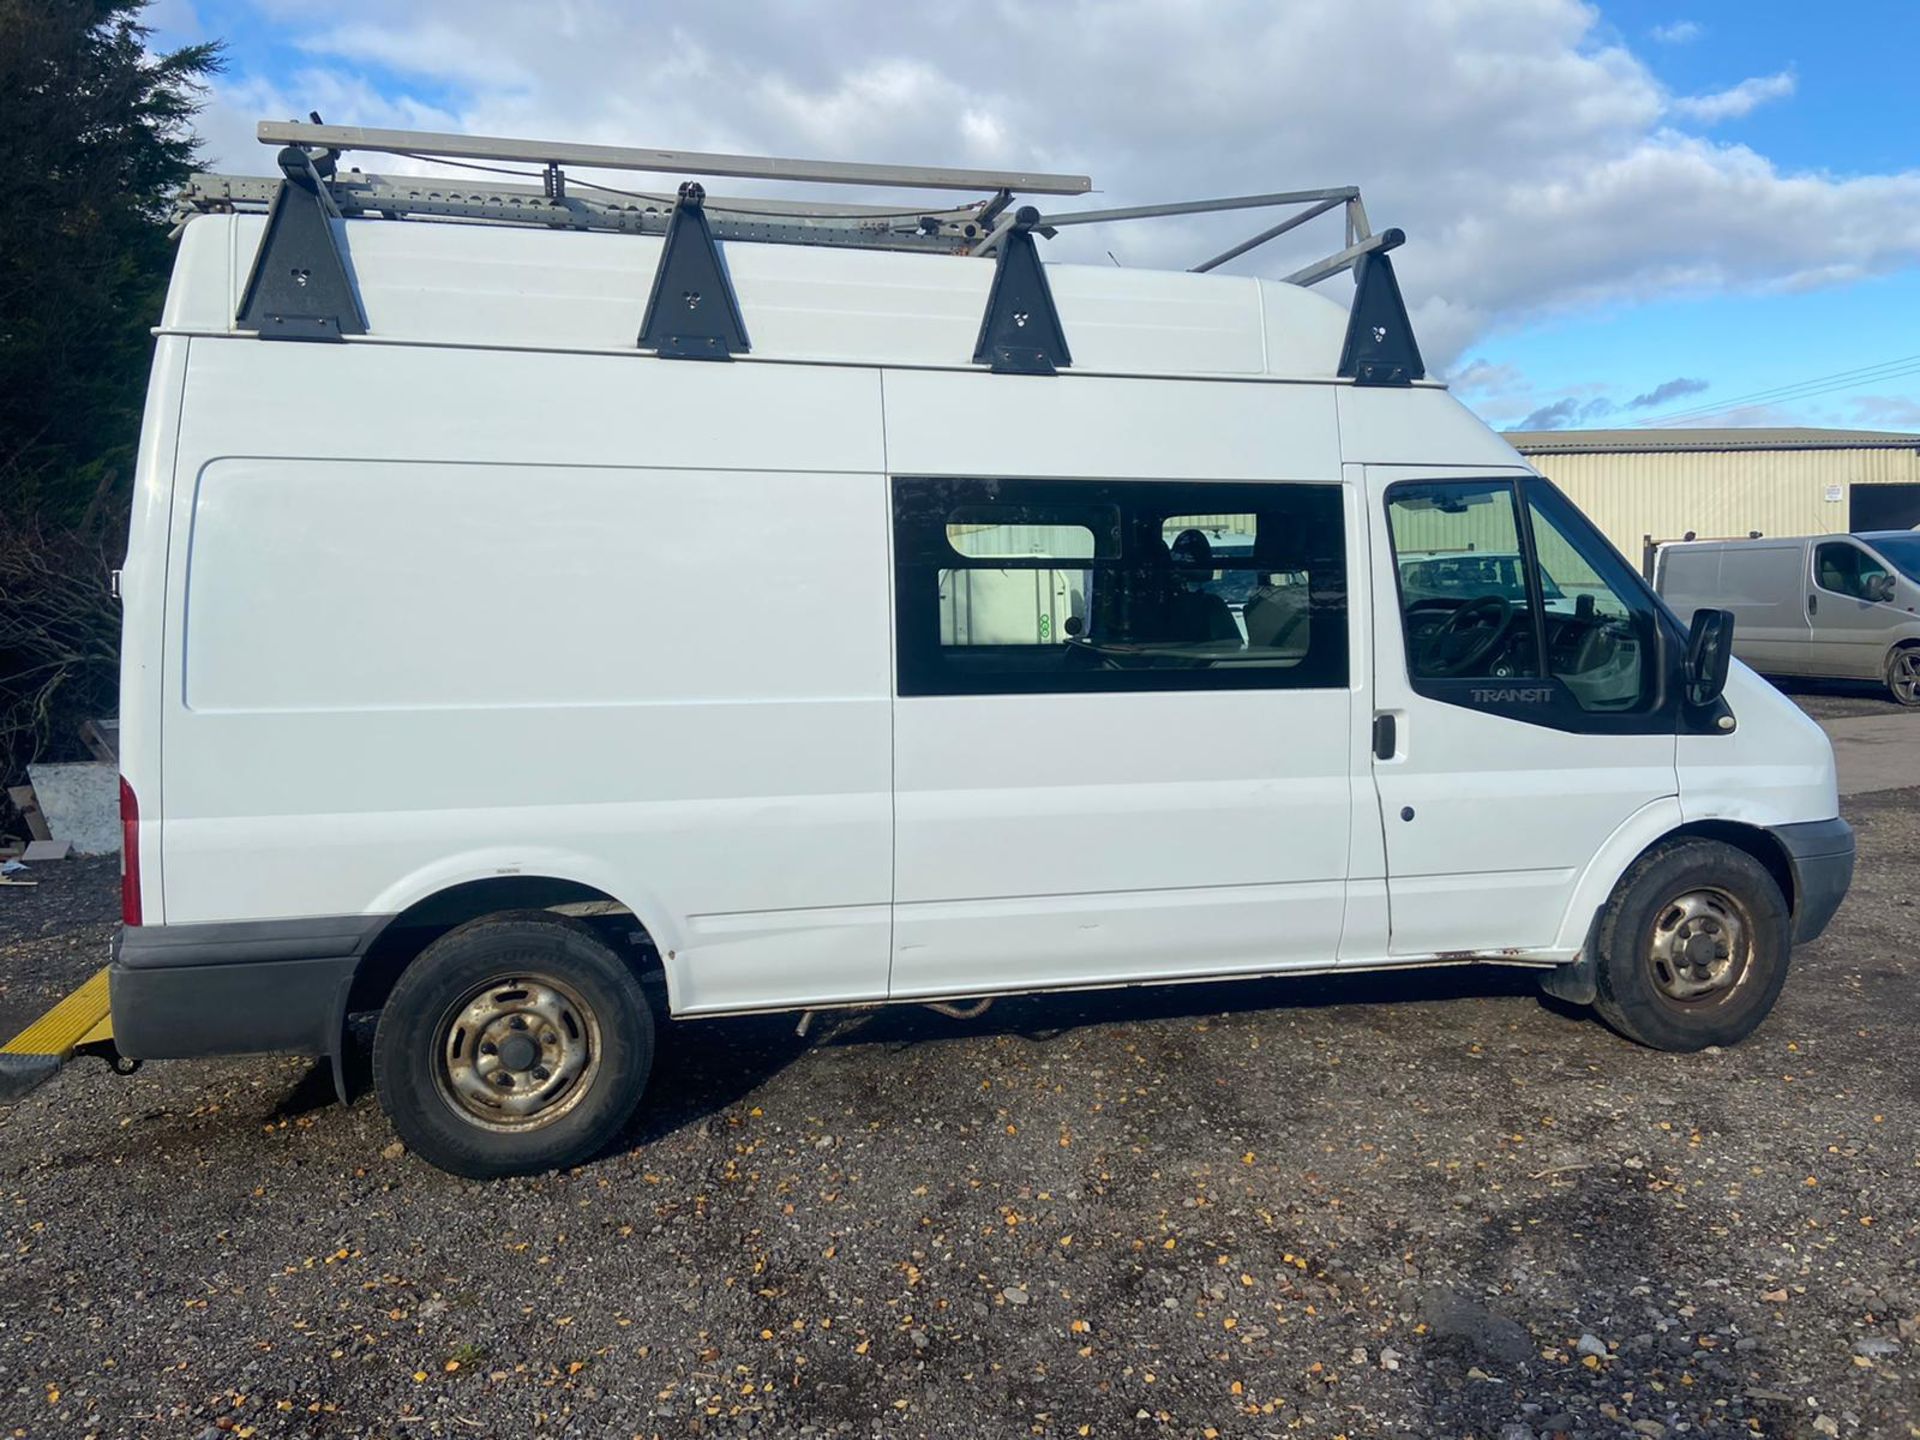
1886 645 1920 706
373 912 654 1179
1591 839 1790 1052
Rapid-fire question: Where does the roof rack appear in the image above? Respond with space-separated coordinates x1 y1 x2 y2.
176 119 1424 382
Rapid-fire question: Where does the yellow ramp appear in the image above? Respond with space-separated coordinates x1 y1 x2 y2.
0 968 113 1103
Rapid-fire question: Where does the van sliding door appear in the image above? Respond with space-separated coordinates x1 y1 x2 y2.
882 372 1359 997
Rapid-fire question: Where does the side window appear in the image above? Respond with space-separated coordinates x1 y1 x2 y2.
1814 541 1890 600
1383 479 1662 715
894 478 1347 696
1384 480 1531 682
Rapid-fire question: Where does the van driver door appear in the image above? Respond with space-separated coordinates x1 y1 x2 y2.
1363 467 1680 956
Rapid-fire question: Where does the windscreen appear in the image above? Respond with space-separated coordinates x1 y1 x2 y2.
1866 533 1920 582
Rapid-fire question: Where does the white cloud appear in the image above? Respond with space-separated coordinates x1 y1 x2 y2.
1670 71 1796 124
1650 20 1703 44
1849 395 1920 429
179 0 1920 373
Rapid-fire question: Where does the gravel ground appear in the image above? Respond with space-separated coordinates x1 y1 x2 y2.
2 733 1917 1437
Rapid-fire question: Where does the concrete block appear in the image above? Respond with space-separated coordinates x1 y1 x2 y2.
24 763 119 855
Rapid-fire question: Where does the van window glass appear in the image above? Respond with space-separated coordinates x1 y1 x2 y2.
895 478 1347 696
1814 541 1892 600
1385 481 1533 682
1525 489 1659 712
1866 533 1920 582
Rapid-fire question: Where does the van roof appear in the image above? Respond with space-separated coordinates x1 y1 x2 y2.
164 210 1389 383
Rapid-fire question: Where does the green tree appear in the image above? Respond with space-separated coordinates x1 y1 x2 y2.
0 0 222 528
0 0 220 785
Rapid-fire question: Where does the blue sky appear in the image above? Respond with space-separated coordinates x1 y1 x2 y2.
150 0 1920 434
1460 1 1920 430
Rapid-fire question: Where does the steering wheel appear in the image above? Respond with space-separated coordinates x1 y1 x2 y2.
1422 594 1512 676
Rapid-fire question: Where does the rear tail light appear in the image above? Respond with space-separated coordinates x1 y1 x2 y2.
120 776 142 927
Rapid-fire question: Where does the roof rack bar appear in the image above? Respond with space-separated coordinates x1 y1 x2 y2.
1284 227 1404 288
257 121 1093 196
1191 195 1345 274
1034 187 1357 228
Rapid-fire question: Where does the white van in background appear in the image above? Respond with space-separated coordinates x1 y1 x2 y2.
94 123 1854 1177
1654 532 1920 705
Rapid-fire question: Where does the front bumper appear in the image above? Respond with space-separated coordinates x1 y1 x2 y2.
109 916 385 1060
1770 817 1855 945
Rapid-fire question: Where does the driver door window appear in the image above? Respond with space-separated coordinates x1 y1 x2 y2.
1813 541 1891 601
1385 481 1531 682
1384 478 1663 721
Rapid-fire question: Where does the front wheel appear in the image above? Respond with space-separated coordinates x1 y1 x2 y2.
373 912 654 1178
1591 839 1791 1051
1886 645 1920 707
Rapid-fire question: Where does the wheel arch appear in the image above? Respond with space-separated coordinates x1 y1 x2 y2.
1551 800 1797 958
330 873 673 1099
1544 809 1797 1008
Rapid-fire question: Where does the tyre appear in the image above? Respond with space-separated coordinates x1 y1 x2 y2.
373 911 654 1178
1886 645 1920 707
1591 839 1790 1052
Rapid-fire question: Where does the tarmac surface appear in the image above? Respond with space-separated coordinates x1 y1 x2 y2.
1 679 1916 1439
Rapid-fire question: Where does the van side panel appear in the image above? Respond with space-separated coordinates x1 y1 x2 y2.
162 340 893 1013
1709 541 1812 674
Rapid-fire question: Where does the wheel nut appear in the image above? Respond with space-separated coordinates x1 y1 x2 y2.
532 1067 550 1082
493 1072 514 1087
509 1016 528 1030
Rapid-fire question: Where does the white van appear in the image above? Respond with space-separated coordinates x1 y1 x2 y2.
101 124 1853 1176
1654 533 1920 704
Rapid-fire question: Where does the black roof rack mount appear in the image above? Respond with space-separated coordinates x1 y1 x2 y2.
1336 234 1424 387
972 207 1071 376
234 145 367 341
638 184 749 361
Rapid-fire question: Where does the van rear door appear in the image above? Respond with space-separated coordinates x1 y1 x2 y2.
1363 467 1680 956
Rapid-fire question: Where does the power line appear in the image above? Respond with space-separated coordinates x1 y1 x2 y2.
1642 351 1920 426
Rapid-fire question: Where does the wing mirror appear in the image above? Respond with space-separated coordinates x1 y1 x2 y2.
1683 607 1734 707
1866 573 1897 603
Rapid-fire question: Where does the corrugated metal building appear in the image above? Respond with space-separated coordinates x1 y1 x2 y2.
1506 427 1920 568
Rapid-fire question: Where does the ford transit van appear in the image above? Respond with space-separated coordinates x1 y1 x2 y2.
94 123 1854 1176
1654 532 1920 704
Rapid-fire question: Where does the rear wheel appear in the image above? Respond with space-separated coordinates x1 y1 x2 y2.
1886 645 1920 707
1591 839 1790 1051
373 912 654 1178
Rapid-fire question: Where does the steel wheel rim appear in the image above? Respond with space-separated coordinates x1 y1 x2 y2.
1646 887 1752 1006
433 974 601 1131
1892 652 1920 703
